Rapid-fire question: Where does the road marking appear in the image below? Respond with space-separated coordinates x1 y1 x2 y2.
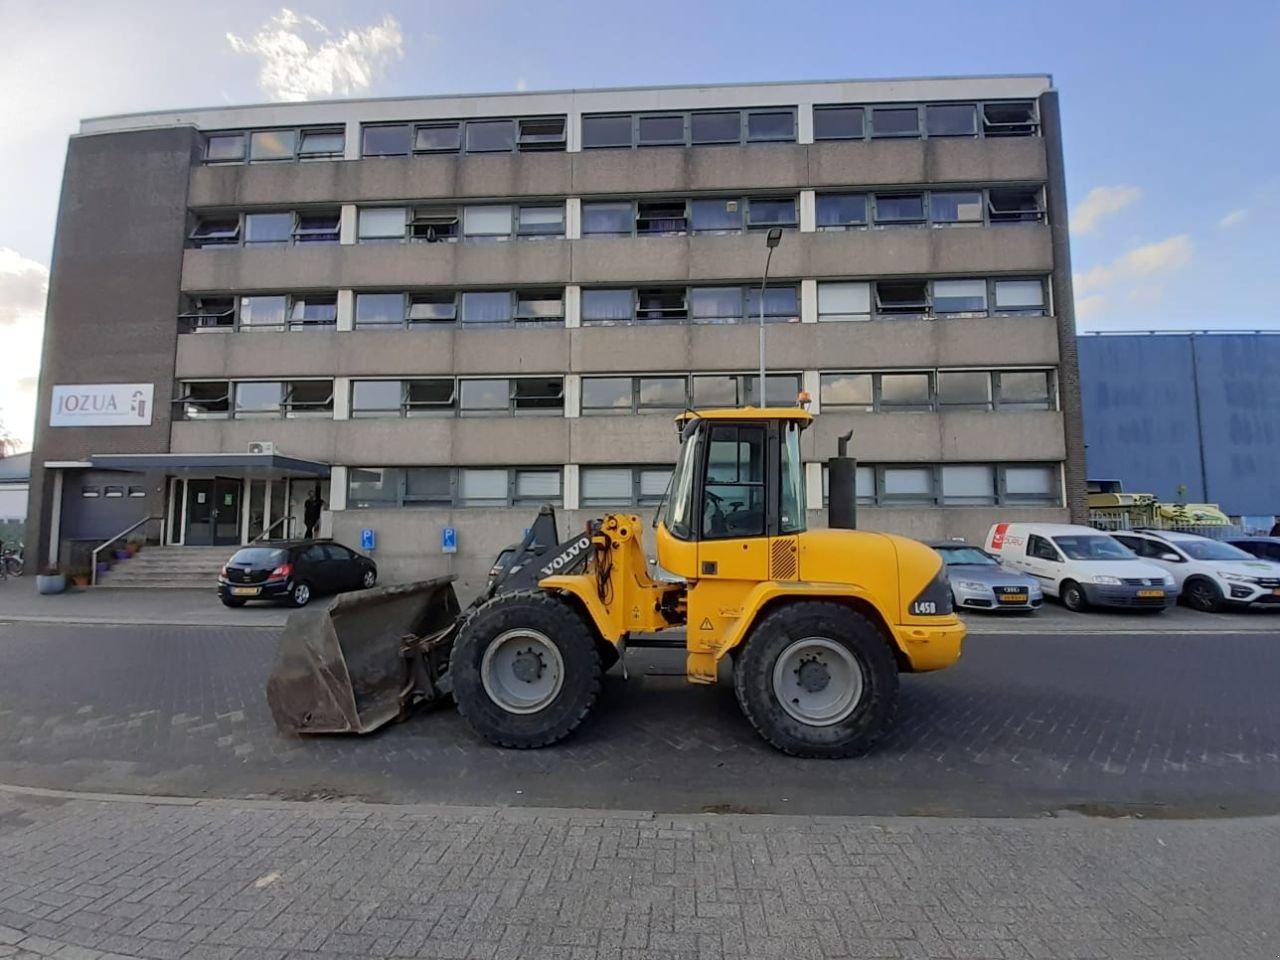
254 871 281 889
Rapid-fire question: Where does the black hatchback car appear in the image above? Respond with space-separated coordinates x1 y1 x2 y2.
218 541 377 608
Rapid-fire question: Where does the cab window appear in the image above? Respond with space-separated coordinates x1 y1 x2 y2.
779 420 806 534
1027 534 1061 562
704 424 766 539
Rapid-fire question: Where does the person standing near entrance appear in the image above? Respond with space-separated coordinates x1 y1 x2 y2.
304 487 324 539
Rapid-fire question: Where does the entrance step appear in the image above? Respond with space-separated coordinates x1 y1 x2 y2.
96 546 234 590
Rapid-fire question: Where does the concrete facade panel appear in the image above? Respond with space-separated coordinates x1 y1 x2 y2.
570 414 680 464
182 240 572 292
937 411 1065 461
188 153 576 208
571 325 697 373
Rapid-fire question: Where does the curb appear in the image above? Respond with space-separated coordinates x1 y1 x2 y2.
0 615 283 628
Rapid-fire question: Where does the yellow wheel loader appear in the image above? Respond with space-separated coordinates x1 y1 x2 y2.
267 407 965 758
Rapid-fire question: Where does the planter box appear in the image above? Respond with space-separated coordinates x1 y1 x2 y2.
115 549 131 561
37 574 66 595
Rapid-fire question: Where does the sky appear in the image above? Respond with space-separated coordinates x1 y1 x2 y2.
1 0 1277 449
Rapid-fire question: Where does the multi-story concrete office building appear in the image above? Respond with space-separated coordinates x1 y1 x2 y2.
29 75 1084 593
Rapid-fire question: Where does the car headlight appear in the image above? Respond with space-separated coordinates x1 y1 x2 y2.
1221 573 1258 584
1162 575 1176 586
1090 575 1122 585
954 580 990 592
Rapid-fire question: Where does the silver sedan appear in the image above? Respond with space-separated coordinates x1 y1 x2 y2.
931 543 1043 613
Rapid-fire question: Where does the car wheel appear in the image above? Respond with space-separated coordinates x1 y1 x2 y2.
1184 577 1223 613
1060 580 1087 612
361 568 377 589
220 597 247 608
289 581 313 608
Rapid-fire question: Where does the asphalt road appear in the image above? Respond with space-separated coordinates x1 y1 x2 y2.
0 620 1277 818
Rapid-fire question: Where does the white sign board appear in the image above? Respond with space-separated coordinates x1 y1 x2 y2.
50 383 154 427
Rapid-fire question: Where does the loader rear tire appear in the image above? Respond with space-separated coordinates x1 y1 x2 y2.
733 601 897 759
451 592 602 749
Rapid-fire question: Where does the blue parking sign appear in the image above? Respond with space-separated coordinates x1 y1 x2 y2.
442 527 457 554
360 528 375 551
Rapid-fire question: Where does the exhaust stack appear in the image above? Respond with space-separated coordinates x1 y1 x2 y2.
827 430 857 530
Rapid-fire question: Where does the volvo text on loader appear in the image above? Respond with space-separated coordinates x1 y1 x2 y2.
267 406 965 758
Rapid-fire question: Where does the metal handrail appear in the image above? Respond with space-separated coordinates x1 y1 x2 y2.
90 516 162 586
253 514 294 543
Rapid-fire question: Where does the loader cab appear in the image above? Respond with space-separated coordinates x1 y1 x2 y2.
656 409 809 583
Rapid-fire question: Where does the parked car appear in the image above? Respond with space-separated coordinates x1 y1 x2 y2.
1226 536 1280 564
930 542 1042 612
984 522 1177 612
218 541 377 608
1113 530 1280 612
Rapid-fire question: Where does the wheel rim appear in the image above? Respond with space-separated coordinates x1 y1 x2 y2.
294 584 310 605
362 570 375 588
1190 583 1213 609
1065 587 1080 609
481 628 565 715
771 637 864 727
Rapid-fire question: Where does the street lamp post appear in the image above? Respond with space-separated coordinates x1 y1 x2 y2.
758 228 783 406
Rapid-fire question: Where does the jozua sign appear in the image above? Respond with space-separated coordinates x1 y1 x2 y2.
50 384 154 427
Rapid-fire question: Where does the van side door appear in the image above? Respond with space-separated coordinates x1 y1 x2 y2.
1023 534 1064 593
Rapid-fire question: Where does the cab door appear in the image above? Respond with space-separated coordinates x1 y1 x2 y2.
686 422 771 656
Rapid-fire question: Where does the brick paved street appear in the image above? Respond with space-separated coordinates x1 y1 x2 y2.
0 788 1277 960
1 621 1278 817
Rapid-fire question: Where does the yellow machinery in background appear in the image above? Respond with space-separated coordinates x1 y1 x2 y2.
268 407 964 758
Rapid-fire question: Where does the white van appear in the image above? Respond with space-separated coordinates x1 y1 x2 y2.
984 523 1177 612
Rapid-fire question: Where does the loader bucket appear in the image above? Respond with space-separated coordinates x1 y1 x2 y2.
266 577 461 735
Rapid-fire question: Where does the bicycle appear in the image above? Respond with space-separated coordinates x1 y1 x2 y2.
1 542 24 578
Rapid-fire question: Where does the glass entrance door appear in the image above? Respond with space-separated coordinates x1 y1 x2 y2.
185 478 243 546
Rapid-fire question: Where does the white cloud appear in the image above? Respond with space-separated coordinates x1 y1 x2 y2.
1074 234 1193 297
0 248 49 449
1071 185 1142 235
227 8 404 102
515 78 528 92
1218 208 1247 228
1075 295 1106 320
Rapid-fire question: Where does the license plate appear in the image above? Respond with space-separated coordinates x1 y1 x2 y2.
998 593 1028 604
1137 589 1165 599
230 586 260 597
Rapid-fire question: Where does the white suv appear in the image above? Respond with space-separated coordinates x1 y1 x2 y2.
1112 530 1280 612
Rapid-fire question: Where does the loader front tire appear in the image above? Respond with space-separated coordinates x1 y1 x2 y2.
451 592 602 749
734 601 898 759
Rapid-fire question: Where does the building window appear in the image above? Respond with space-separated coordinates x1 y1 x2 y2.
925 104 978 138
878 373 933 412
188 216 241 247
359 207 407 243
813 99 1040 140
821 368 1054 414
988 187 1046 224
875 280 930 318
581 114 632 148
870 106 920 139
818 373 873 411
747 197 798 229
983 102 1039 137
873 194 926 227
815 194 868 230
127 486 147 498
580 466 674 507
929 191 984 226
993 279 1047 316
243 212 296 245
1002 464 1058 503
692 373 800 408
456 378 565 417
174 381 231 420
177 296 235 332
361 117 566 157
581 285 797 327
190 210 338 248
822 463 1061 507
293 211 340 243
354 290 562 329
817 282 871 322
941 465 996 505
581 108 798 149
284 381 334 419
581 201 633 236
936 371 993 411
581 376 690 415
348 468 563 509
288 295 338 330
233 381 283 418
995 370 1054 410
203 126 344 164
932 279 988 317
351 379 458 418
813 106 864 141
